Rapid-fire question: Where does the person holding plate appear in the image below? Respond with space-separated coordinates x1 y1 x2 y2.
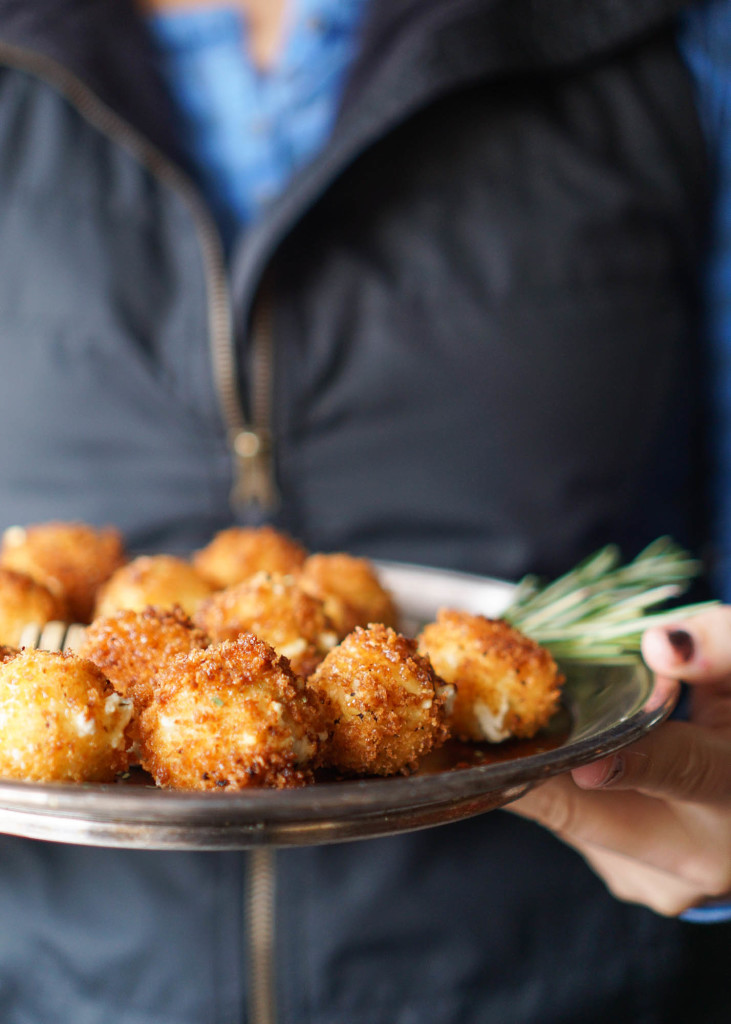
0 0 728 1022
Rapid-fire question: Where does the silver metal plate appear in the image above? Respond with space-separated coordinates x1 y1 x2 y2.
0 562 671 850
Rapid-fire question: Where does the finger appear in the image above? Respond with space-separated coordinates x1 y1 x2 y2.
510 777 677 864
510 775 731 890
641 606 731 685
638 667 731 735
640 672 681 715
571 837 705 917
571 721 731 803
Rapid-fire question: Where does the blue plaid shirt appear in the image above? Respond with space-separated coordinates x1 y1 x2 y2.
148 0 367 243
681 1 731 602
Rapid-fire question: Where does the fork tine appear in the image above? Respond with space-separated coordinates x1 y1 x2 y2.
63 624 88 653
18 623 42 649
37 621 69 652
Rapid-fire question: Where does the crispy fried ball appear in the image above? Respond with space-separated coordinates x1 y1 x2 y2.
0 521 127 623
192 525 307 589
132 633 321 790
307 623 450 776
95 554 215 618
0 568 68 646
417 610 563 742
193 572 338 677
298 553 399 635
77 606 210 704
0 649 132 782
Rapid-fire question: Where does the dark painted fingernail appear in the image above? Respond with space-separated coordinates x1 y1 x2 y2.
667 628 694 663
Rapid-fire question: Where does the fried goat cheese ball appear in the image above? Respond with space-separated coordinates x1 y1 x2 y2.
0 521 127 623
0 568 68 646
192 525 307 589
417 610 563 742
0 649 132 782
307 623 450 776
132 634 322 790
94 554 215 618
298 553 399 635
193 572 338 677
78 606 210 706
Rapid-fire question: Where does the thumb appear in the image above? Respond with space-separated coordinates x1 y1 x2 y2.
641 605 731 686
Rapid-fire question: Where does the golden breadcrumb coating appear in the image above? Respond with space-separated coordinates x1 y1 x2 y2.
307 623 450 776
298 553 399 635
78 606 210 704
0 521 127 623
0 567 68 646
417 610 563 742
0 645 19 663
192 525 307 589
193 572 338 677
0 649 132 782
95 554 215 618
133 634 321 790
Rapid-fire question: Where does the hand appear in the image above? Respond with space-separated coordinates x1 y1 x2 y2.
508 606 731 916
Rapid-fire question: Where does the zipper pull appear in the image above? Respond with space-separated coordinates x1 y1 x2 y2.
230 428 279 515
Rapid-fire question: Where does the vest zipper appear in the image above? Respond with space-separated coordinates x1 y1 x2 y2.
231 285 280 512
246 849 278 1024
0 41 278 516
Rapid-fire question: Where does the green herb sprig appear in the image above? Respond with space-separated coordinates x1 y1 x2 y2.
503 537 717 661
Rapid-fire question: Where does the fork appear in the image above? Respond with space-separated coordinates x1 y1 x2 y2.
17 621 88 653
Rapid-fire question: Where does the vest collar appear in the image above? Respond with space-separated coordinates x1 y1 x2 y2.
0 0 691 306
0 0 690 156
